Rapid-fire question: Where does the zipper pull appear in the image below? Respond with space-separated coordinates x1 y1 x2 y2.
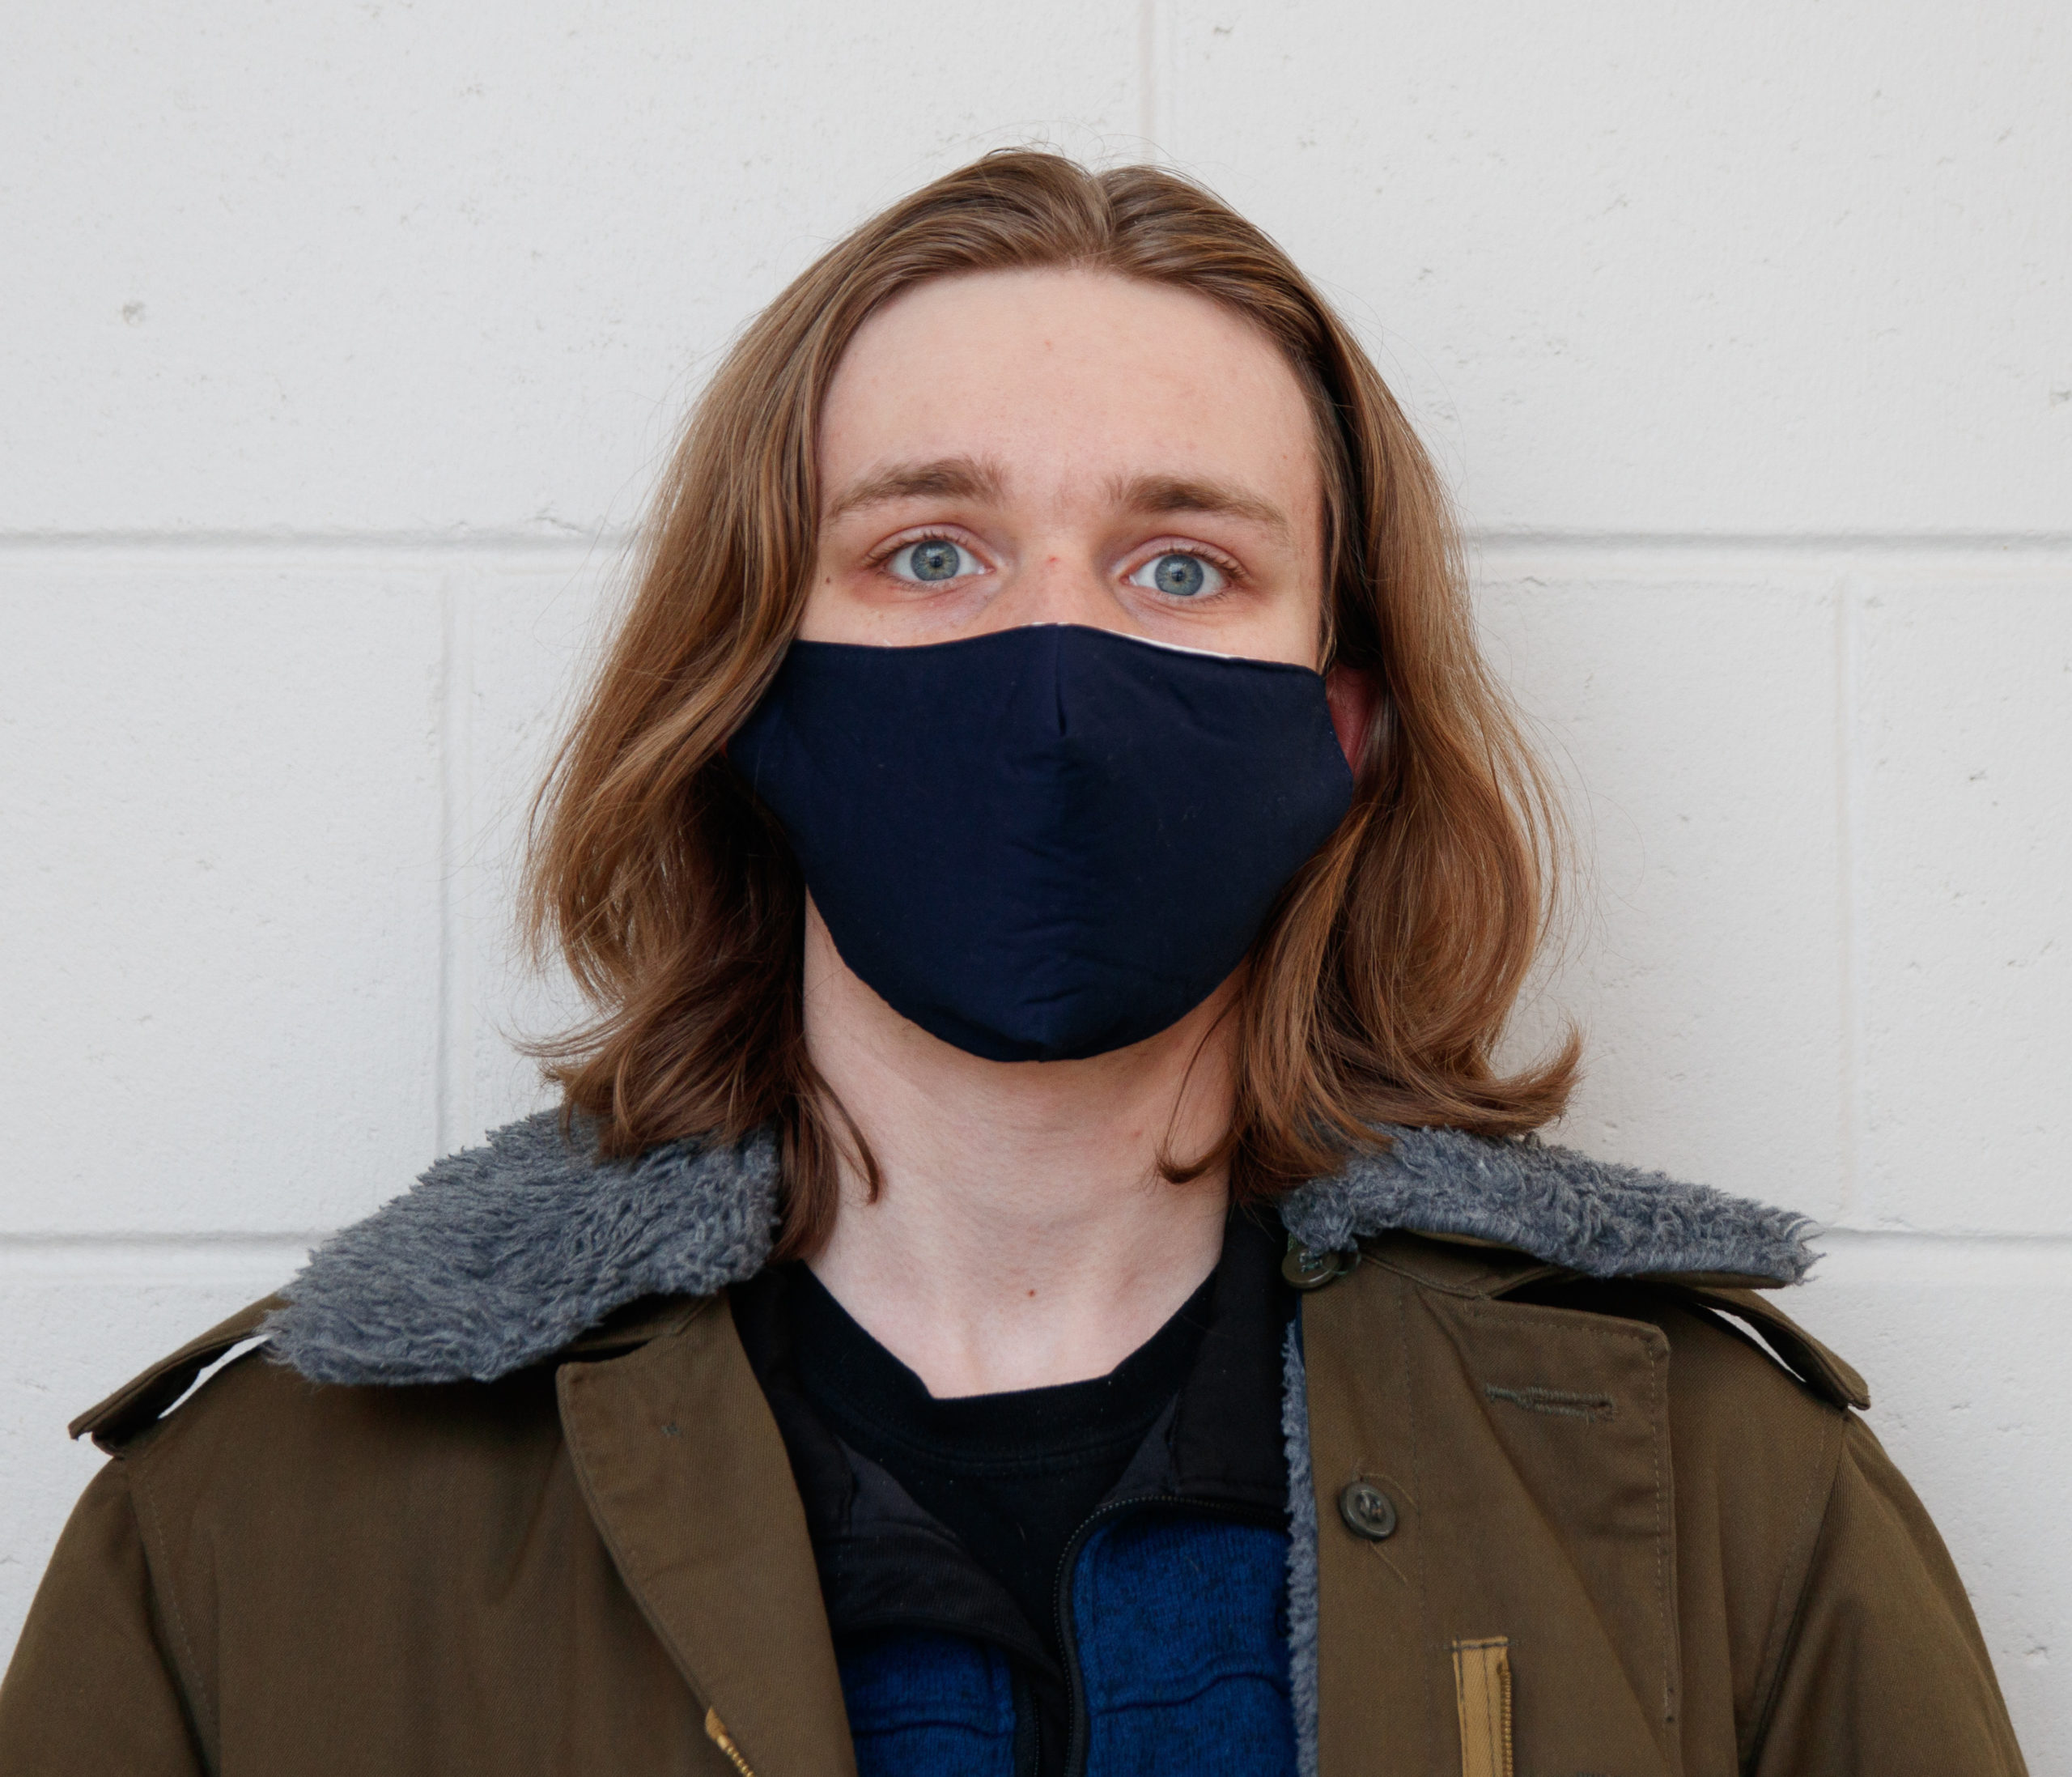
703 1707 756 1776
1450 1639 1514 1777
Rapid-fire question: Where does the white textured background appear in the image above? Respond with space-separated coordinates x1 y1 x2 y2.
3 1 2067 1761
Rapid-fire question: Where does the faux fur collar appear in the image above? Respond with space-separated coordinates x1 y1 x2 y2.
265 1112 1817 1387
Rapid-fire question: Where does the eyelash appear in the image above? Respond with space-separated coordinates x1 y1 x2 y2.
864 528 983 575
865 529 1247 593
1131 538 1246 589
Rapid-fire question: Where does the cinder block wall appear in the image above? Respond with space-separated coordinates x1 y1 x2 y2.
5 2 2066 1758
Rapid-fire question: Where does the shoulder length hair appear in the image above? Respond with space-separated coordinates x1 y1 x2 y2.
525 149 1577 1256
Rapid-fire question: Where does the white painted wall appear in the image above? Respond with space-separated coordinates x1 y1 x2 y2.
4 0 2066 1760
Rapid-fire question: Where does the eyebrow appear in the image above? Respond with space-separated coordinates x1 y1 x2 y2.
826 456 1008 519
1109 473 1292 538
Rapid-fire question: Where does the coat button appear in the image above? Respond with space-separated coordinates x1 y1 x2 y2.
1339 1479 1398 1541
1282 1243 1356 1290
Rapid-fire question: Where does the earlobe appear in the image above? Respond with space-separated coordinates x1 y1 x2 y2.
1324 665 1378 772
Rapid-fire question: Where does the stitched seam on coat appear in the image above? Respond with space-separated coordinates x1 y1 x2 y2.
1741 1405 1849 1768
1647 1332 1673 1730
125 1461 221 1769
554 1363 720 1721
1481 1384 1616 1422
1399 1268 1435 1763
1363 1248 1554 1301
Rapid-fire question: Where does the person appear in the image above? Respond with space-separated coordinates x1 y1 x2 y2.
0 151 2027 1777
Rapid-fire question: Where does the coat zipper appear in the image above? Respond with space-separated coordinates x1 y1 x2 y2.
703 1707 756 1777
1048 1494 1277 1777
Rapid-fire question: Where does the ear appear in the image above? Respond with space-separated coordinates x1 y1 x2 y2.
1324 664 1378 772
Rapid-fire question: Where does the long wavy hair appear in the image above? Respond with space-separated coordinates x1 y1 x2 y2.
524 149 1577 1257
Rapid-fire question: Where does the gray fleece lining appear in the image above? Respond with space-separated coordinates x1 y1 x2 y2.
1280 1321 1320 1777
264 1114 1816 1387
1276 1125 1816 1286
269 1115 780 1386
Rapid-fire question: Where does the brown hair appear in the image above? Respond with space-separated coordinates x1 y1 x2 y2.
524 149 1577 1256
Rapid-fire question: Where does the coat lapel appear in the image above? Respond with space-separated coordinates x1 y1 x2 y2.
1302 1244 1684 1776
557 1295 856 1777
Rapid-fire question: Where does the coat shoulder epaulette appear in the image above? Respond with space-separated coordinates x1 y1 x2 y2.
1657 1277 1870 1411
70 1296 282 1454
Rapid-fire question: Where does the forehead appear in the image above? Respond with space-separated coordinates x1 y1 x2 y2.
818 268 1321 508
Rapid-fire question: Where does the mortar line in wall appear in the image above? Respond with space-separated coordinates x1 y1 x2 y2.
0 1234 329 1279
1811 1227 2072 1252
1136 0 1159 151
434 573 475 1163
0 530 635 555
433 577 452 1158
0 1231 337 1251
1835 575 1862 1218
1469 529 2072 554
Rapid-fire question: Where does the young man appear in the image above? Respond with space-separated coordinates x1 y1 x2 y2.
0 151 2028 1776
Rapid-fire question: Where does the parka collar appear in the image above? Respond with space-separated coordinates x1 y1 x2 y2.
263 1112 1818 1388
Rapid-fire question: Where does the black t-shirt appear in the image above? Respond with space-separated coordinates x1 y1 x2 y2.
779 1259 1216 1645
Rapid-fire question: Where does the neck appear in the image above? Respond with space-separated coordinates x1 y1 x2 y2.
800 903 1235 1398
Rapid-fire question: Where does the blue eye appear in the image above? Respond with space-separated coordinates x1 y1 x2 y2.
889 539 983 584
1127 551 1226 599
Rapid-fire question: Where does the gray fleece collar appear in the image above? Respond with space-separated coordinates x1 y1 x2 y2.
265 1112 1816 1387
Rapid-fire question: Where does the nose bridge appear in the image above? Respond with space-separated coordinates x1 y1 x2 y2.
991 538 1126 636
1026 562 1110 628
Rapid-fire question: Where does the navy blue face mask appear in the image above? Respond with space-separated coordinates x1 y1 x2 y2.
728 623 1354 1063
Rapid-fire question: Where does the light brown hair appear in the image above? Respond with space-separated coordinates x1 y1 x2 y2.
525 149 1577 1256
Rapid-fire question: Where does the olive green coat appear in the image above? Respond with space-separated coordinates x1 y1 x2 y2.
0 1121 2029 1776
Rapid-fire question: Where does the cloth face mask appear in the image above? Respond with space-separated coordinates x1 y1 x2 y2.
728 623 1356 1063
